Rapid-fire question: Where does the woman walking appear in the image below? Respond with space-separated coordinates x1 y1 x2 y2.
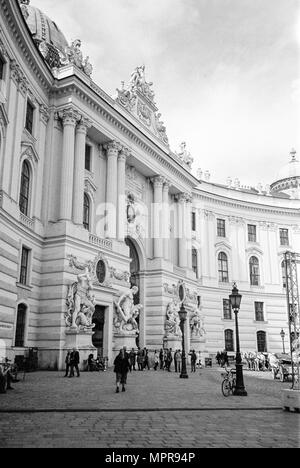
114 348 130 393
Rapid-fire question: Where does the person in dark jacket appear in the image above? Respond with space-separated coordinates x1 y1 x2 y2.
129 349 136 372
159 349 164 370
190 350 197 373
64 350 71 377
114 347 130 393
69 348 80 378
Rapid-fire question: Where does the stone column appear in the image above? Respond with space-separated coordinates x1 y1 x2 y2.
117 147 129 242
59 107 79 221
105 141 120 238
178 193 187 269
73 118 91 225
186 194 193 270
163 181 171 261
152 176 164 259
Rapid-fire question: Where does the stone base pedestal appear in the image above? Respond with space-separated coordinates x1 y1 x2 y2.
165 335 182 352
282 389 300 413
190 337 209 366
113 333 138 359
64 328 96 371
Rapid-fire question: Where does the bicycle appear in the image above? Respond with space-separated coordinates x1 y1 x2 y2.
221 367 236 397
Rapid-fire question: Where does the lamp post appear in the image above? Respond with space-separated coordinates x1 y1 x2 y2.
178 303 189 379
229 283 247 396
280 329 286 354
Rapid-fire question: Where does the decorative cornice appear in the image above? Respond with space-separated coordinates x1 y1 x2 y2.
10 59 28 94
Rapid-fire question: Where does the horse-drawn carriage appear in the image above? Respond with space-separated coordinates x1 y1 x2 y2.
269 353 299 383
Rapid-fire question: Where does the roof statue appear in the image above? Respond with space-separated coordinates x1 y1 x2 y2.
175 142 194 170
116 66 169 147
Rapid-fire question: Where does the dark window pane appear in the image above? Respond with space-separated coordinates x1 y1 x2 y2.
25 101 34 134
218 252 229 283
19 247 29 285
19 161 30 216
223 299 232 320
250 256 260 286
85 145 91 171
280 229 289 246
192 249 198 277
0 54 5 80
217 219 226 237
96 260 106 284
257 331 267 352
15 304 27 347
191 212 196 231
255 302 264 322
248 224 257 243
225 329 234 352
83 194 90 230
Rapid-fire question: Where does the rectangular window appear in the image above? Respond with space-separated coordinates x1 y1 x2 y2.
0 54 5 81
255 302 264 322
223 299 232 320
19 247 30 285
191 212 196 232
217 219 226 237
85 144 92 172
280 229 289 246
25 101 34 134
248 224 257 243
225 330 234 352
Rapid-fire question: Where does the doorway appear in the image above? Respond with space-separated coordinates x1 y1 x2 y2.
92 306 106 357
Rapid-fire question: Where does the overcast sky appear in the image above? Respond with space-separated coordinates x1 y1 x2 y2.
33 0 300 186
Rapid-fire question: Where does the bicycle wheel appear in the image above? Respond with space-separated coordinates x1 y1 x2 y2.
222 379 231 397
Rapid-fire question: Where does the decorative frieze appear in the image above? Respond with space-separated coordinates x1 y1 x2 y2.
89 234 113 251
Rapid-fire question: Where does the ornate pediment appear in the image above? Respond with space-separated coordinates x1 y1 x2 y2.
21 141 39 164
115 66 169 147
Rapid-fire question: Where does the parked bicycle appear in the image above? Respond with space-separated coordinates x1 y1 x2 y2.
221 367 236 397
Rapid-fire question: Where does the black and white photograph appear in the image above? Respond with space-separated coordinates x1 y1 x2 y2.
0 0 300 453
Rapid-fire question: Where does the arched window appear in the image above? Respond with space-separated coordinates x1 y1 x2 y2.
281 260 287 289
15 304 27 347
225 329 234 352
83 193 90 231
249 256 260 286
19 160 30 216
192 248 198 278
257 331 267 352
218 252 229 283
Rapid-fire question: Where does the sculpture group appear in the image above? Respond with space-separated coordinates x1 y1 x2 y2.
66 267 95 330
114 286 143 335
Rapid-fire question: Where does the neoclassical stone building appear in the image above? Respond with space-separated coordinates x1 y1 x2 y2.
0 1 299 369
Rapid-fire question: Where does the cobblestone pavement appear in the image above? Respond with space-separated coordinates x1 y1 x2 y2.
0 368 299 448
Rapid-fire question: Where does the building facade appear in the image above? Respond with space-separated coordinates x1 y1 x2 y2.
0 1 299 369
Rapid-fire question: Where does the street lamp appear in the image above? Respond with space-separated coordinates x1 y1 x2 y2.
178 303 189 379
280 329 286 354
229 283 247 397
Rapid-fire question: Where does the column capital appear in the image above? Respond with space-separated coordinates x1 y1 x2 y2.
76 117 92 134
151 175 165 188
59 107 81 127
104 140 121 157
163 179 171 191
118 146 131 162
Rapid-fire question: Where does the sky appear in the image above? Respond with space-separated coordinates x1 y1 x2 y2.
33 0 300 187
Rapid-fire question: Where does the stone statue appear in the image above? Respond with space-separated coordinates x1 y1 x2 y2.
176 142 194 169
66 267 96 330
155 113 169 145
130 65 145 89
114 286 143 334
83 56 93 77
190 306 206 338
165 300 182 337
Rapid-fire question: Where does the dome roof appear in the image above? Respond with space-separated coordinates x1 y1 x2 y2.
275 149 300 182
23 3 68 54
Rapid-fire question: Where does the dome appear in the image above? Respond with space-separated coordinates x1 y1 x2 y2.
275 149 300 182
271 149 300 199
25 4 68 54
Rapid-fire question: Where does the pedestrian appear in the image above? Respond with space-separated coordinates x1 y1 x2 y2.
64 350 71 377
159 349 164 370
166 348 173 372
129 348 136 372
143 348 150 370
197 351 202 369
69 348 80 378
114 347 130 393
190 350 197 373
137 347 143 371
175 350 182 373
153 351 159 371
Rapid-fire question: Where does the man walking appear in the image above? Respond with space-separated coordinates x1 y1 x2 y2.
69 348 80 378
175 350 182 373
129 348 136 372
159 349 164 370
166 348 173 372
64 350 71 377
114 347 130 393
190 350 197 373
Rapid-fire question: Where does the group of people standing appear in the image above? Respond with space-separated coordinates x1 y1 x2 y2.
64 348 81 378
216 350 230 367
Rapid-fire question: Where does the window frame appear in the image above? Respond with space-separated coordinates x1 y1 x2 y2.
279 229 289 247
19 160 31 216
255 302 264 322
217 219 226 238
25 99 35 135
15 303 27 348
225 329 234 352
191 212 196 232
85 144 92 172
218 252 229 283
19 247 30 286
249 256 260 286
257 331 267 353
223 299 232 320
83 193 90 231
192 248 198 277
248 224 257 243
